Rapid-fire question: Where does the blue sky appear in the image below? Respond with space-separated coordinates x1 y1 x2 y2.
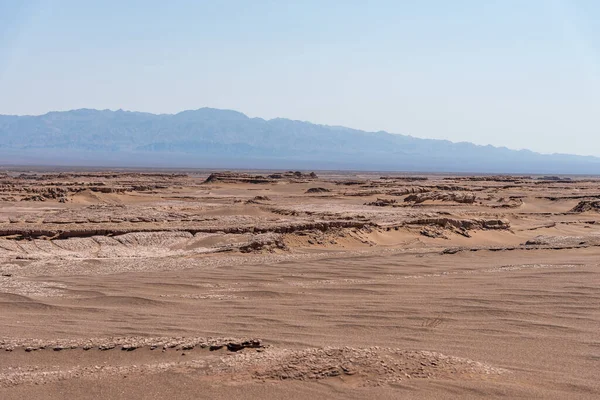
1 0 599 156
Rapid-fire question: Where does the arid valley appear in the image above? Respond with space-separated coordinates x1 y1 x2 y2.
1 169 599 399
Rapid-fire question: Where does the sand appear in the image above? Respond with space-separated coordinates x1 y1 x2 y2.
0 170 599 399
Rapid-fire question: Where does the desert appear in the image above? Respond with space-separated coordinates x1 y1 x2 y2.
1 169 599 399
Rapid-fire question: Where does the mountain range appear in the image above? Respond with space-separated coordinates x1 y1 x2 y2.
0 108 598 174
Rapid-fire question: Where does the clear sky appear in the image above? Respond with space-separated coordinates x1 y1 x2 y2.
1 0 599 156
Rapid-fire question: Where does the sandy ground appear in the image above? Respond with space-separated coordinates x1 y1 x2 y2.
0 170 599 399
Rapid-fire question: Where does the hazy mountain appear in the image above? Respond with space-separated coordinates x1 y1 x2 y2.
0 108 598 174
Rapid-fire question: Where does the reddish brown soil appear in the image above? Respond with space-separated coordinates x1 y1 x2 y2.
1 170 599 399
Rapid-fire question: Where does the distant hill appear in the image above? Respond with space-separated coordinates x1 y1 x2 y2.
0 108 598 174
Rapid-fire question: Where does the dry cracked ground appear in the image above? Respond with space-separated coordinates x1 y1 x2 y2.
0 169 599 399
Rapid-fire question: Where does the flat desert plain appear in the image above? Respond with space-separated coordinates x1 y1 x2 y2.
0 170 599 399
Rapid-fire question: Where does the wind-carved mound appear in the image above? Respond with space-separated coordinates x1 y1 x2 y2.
20 187 70 203
448 176 531 183
268 171 317 180
365 198 397 207
406 218 510 238
404 192 476 204
0 218 370 241
204 172 276 184
0 339 509 389
204 171 317 184
225 346 509 385
389 187 431 196
238 233 288 253
345 187 431 197
570 201 600 213
0 336 262 353
305 187 331 194
491 197 524 208
244 195 272 204
524 235 600 247
0 231 293 259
